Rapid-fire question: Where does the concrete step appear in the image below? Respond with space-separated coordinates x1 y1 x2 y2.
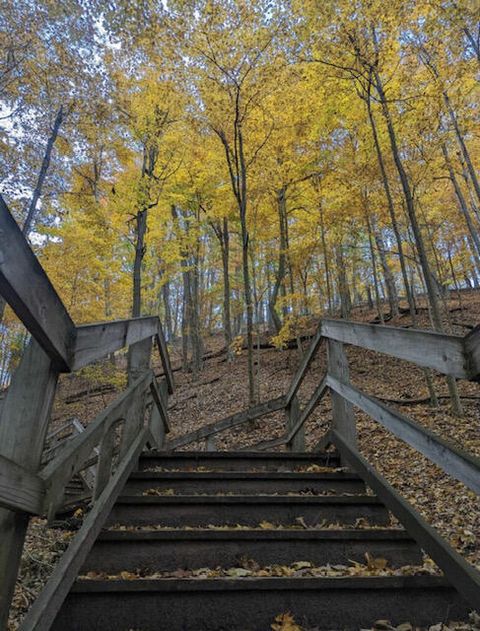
84 528 423 573
138 450 341 472
52 576 469 631
124 470 365 495
107 495 389 528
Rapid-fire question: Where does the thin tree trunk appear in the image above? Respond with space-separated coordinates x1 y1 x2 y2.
373 61 461 414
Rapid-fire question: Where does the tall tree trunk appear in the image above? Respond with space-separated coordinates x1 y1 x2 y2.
335 243 351 319
319 201 333 314
442 142 480 258
220 220 233 353
22 105 64 236
269 186 288 333
0 105 65 324
443 91 480 206
363 198 384 323
372 61 462 414
132 208 147 318
162 281 173 341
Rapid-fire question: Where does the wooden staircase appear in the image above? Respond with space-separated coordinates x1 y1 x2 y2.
50 451 469 630
1 196 480 630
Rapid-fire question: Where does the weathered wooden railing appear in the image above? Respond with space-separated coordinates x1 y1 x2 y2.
0 196 174 628
168 317 480 609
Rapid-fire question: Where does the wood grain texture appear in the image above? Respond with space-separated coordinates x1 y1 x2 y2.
0 454 44 514
19 429 150 631
72 317 158 371
0 196 75 370
332 431 480 610
327 375 480 495
322 318 468 378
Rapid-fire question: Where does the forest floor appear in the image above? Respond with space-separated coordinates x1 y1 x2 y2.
8 289 480 630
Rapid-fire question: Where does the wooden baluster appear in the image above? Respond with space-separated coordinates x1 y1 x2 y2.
0 340 59 627
120 337 153 457
327 339 357 449
149 378 170 449
286 395 305 452
94 423 117 500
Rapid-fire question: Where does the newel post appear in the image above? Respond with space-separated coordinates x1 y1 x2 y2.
121 337 153 457
0 340 59 628
286 395 305 452
327 339 357 449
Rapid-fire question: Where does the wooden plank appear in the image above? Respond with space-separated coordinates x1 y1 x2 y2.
0 454 44 514
331 431 480 609
321 318 468 379
40 371 152 519
327 375 480 495
286 396 303 452
150 377 171 433
327 340 356 448
19 429 150 631
0 196 75 371
464 325 480 380
72 317 158 371
250 377 328 452
0 340 59 627
156 324 174 394
286 325 323 404
93 423 117 501
165 396 286 450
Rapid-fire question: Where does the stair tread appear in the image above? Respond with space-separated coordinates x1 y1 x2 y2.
116 494 382 504
140 451 339 458
130 471 357 479
72 575 450 592
98 528 412 541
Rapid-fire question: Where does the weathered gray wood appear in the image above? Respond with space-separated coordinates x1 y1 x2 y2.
286 396 304 452
0 196 75 371
464 325 480 380
150 377 171 433
332 430 480 609
156 326 174 394
327 339 357 448
0 454 45 514
120 338 153 458
93 422 118 501
286 325 323 404
166 396 286 450
327 374 480 495
19 429 150 631
40 371 152 520
249 377 328 452
72 317 158 371
322 318 468 379
0 340 59 627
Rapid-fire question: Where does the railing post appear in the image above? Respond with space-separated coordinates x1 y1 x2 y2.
327 338 357 449
0 340 59 627
286 395 305 452
149 379 169 449
120 337 153 457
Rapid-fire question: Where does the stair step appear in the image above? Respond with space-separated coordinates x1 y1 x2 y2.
84 529 422 572
138 450 341 471
107 495 389 528
125 471 365 495
53 576 469 631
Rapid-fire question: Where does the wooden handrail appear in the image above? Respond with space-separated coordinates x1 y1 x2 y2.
72 317 160 370
40 370 158 520
327 374 480 495
0 196 75 371
332 431 480 610
0 454 45 514
321 318 470 379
